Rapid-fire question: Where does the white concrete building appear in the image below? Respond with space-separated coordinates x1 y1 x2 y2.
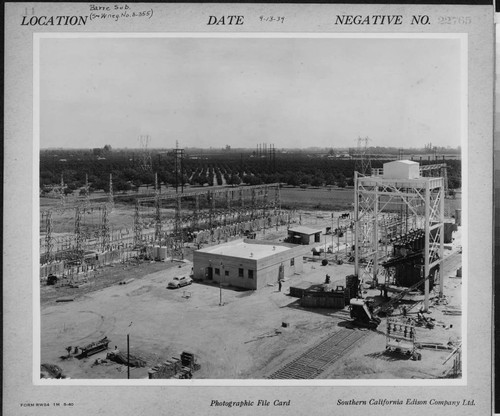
193 239 304 290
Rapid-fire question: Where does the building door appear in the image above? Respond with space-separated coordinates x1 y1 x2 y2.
206 267 213 280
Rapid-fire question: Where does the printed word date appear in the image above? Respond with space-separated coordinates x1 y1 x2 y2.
207 15 244 25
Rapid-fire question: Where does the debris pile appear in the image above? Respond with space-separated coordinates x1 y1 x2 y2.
106 351 146 368
41 363 65 379
148 351 199 379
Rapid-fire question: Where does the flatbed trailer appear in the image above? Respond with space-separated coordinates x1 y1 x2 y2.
79 337 110 358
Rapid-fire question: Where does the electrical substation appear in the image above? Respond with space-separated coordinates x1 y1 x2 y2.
40 145 462 380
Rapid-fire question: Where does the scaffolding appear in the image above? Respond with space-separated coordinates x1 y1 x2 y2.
354 165 445 311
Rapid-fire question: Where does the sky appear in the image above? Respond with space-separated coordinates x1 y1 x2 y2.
39 36 462 149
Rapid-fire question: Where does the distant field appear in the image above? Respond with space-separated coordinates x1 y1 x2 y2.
279 186 462 214
40 186 462 234
279 187 354 211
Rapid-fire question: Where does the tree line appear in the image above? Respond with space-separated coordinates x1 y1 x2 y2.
40 148 461 196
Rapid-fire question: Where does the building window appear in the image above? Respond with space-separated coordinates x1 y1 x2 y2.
290 258 295 267
215 268 220 275
315 233 320 243
238 268 244 277
248 270 254 279
225 270 229 276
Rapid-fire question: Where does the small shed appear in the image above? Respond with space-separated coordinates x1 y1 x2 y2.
287 226 323 245
383 160 420 180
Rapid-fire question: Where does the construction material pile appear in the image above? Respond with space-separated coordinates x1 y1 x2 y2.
149 351 199 379
41 363 65 379
106 351 146 367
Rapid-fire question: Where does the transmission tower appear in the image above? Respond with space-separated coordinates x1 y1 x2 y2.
174 141 184 193
74 206 84 262
139 135 152 172
133 201 142 247
59 174 66 206
101 205 110 252
44 210 54 263
154 173 162 242
82 174 90 208
173 194 183 258
355 137 372 176
108 173 114 206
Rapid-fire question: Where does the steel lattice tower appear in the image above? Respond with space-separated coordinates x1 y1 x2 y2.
101 205 110 252
44 210 54 263
108 173 114 206
173 194 183 258
355 137 371 176
251 188 256 220
154 173 162 242
238 188 244 223
139 135 152 173
354 164 445 312
133 201 142 247
174 141 185 193
192 194 200 230
59 174 66 206
74 206 84 262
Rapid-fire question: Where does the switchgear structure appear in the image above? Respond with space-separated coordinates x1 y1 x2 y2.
354 161 445 311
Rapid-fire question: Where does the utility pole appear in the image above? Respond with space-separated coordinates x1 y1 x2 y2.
337 216 341 259
127 333 130 379
219 262 224 306
331 213 334 257
127 321 133 379
324 233 327 259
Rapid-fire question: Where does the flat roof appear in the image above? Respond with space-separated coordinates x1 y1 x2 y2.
197 241 290 260
384 160 419 166
288 226 323 235
358 176 444 189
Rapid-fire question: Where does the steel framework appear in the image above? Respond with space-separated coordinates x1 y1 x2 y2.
354 170 445 311
139 135 152 172
355 137 371 176
133 183 282 253
173 142 185 193
41 179 115 265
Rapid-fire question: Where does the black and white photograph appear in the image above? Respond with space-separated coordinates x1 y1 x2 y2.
3 2 494 415
36 34 465 382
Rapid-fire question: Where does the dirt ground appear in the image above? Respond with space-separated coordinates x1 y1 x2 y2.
40 219 463 380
